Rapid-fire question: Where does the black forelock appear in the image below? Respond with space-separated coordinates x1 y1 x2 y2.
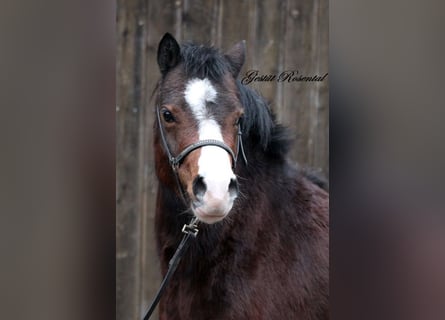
179 43 230 81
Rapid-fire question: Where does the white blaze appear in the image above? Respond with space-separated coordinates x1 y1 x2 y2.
184 78 235 211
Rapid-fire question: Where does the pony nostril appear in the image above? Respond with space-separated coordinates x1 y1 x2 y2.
192 175 207 199
228 178 239 197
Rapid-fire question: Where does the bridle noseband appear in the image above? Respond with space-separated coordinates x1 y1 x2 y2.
155 104 247 203
143 102 248 320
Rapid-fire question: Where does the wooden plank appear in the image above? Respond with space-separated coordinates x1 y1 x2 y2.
308 0 329 176
219 0 254 74
281 0 318 166
138 1 178 320
116 0 146 319
182 0 217 44
248 0 282 103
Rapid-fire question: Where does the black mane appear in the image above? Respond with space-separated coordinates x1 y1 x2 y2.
236 81 292 160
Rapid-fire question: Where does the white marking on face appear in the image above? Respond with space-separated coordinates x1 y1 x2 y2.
198 119 235 198
184 78 236 222
184 78 217 120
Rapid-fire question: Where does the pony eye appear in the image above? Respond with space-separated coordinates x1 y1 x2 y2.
235 116 243 126
161 108 175 123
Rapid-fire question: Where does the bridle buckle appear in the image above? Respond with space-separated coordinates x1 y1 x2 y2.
181 221 199 237
169 157 179 172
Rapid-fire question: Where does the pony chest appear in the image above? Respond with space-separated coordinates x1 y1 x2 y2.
165 252 267 319
163 266 230 319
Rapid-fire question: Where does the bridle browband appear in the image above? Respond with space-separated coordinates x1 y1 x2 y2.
142 98 248 320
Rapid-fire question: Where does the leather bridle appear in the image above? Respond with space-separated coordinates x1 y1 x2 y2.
155 103 247 204
142 101 248 320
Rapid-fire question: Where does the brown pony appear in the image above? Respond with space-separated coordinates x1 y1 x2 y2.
153 33 329 320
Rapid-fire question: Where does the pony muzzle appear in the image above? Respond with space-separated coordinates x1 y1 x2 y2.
191 174 239 224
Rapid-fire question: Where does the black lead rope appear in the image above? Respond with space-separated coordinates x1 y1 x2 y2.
142 217 199 320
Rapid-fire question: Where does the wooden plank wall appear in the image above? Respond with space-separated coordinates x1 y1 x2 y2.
116 0 328 319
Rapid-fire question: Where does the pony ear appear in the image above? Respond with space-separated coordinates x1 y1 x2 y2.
157 33 181 75
225 40 246 78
